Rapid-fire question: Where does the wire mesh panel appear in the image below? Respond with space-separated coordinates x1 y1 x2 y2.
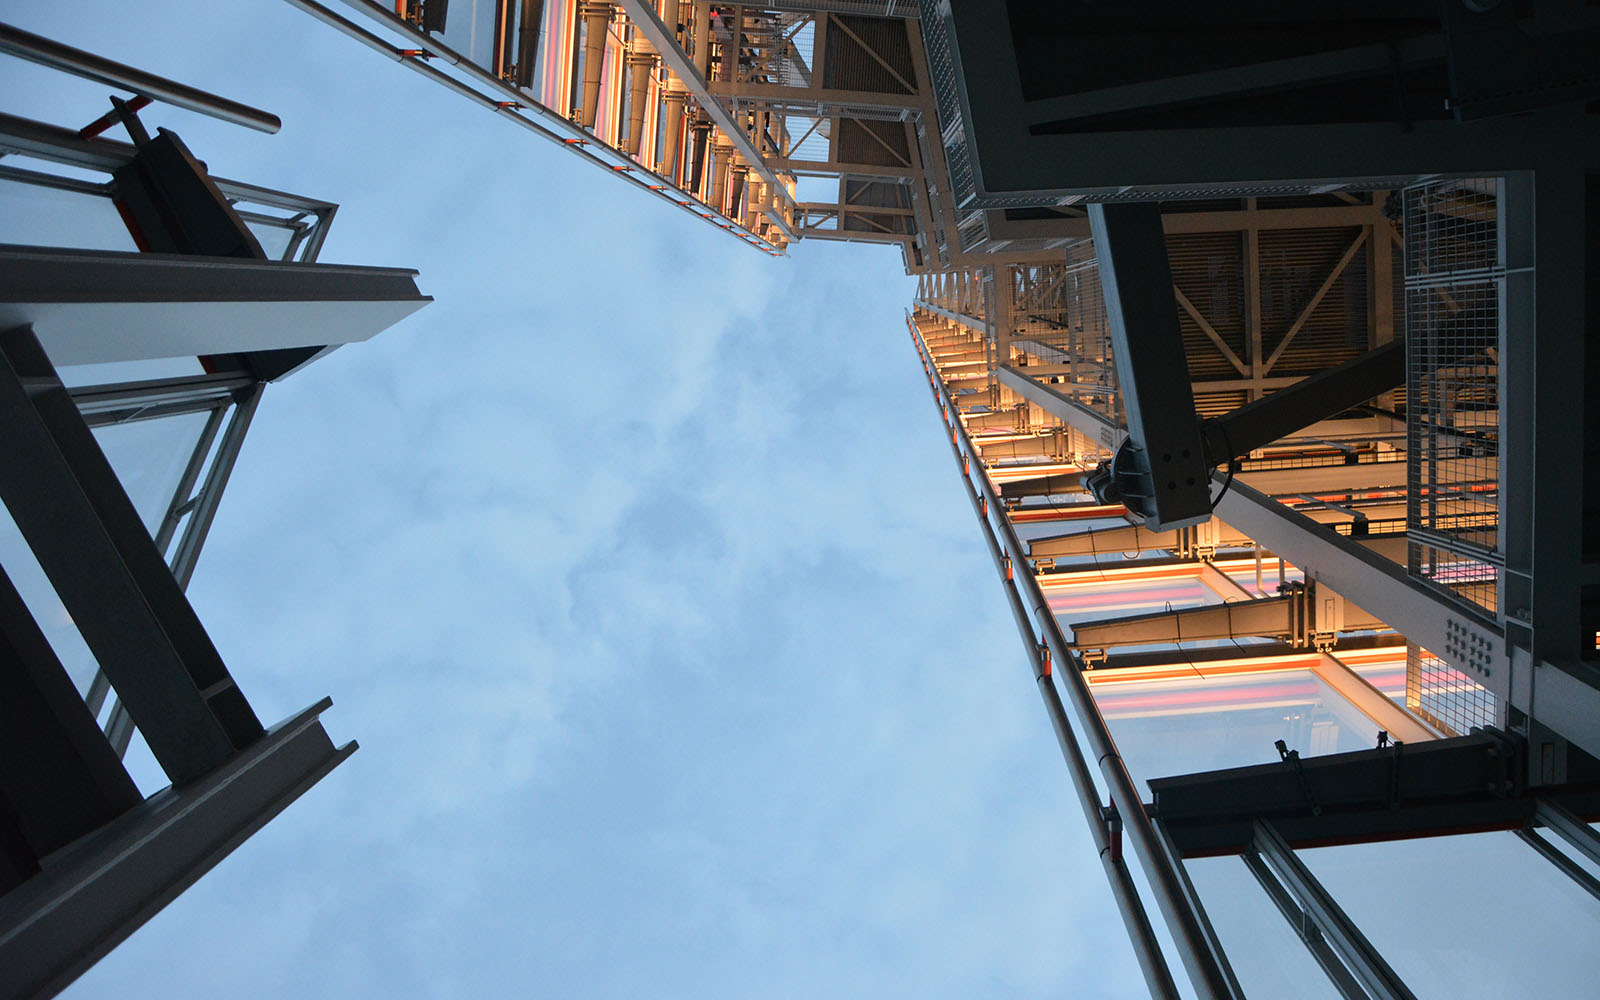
1402 179 1503 614
1405 643 1499 735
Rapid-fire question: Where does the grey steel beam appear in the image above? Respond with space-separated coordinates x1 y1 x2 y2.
913 299 984 333
1205 477 1600 760
1312 653 1440 745
0 244 429 365
1098 634 1405 674
708 79 923 110
1068 589 1383 651
0 699 354 1000
0 22 281 134
70 371 254 425
152 404 229 560
1031 523 1202 560
995 364 1127 454
1532 798 1600 870
1241 848 1371 1000
169 383 262 590
1236 462 1409 495
0 564 142 889
1515 828 1600 905
1147 729 1593 857
1088 202 1211 531
998 472 1087 501
0 326 258 783
1252 821 1418 1000
1207 342 1405 460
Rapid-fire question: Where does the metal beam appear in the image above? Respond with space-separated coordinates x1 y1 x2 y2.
0 699 354 1000
0 244 429 364
1213 477 1511 697
169 383 262 590
1241 848 1369 1000
1089 202 1211 530
0 564 142 888
1253 820 1418 1000
0 326 259 783
1312 652 1439 745
0 21 281 134
1068 587 1383 652
613 0 793 214
995 364 1126 454
1146 728 1599 858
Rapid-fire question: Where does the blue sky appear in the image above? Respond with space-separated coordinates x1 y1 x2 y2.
3 2 1148 996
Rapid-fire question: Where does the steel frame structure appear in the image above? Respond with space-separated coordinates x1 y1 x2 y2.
0 31 426 999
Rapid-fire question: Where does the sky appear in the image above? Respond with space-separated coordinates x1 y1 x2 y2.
1 2 1150 996
9 4 1600 998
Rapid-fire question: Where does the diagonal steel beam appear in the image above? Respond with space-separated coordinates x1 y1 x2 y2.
614 0 798 242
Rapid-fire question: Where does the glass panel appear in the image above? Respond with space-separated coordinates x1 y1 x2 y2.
1303 832 1600 999
0 506 100 696
57 357 207 387
1189 856 1344 1000
1091 667 1381 788
91 410 214 538
1346 648 1409 709
1049 570 1215 623
441 0 501 69
0 173 138 252
242 216 296 261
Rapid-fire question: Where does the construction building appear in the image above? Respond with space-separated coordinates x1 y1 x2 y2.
288 2 1600 997
4 1 1599 997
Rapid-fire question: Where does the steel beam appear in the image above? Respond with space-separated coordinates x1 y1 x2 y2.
1205 477 1600 760
1067 588 1382 651
0 699 354 1000
913 299 984 333
614 0 795 224
0 326 260 783
0 22 281 134
1241 848 1369 1000
1252 820 1418 1000
995 364 1126 455
1088 202 1211 530
0 244 429 365
169 383 262 589
0 564 142 892
1144 729 1600 858
1312 653 1439 745
1206 342 1406 459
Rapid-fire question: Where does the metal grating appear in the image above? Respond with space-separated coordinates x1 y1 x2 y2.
1406 643 1498 736
1402 179 1504 615
917 0 974 207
